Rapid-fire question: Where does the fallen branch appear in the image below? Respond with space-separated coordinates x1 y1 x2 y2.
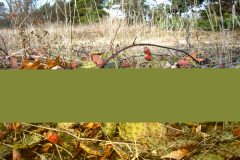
100 43 201 68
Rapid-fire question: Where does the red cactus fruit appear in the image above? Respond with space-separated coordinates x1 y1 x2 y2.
144 47 151 55
47 131 60 144
145 54 152 61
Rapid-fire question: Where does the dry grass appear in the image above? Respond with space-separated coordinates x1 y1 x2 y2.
1 19 240 67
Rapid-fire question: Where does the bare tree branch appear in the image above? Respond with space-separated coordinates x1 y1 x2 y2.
100 43 201 68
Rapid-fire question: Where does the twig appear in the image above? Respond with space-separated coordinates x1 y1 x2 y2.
132 37 137 45
0 34 8 55
55 144 74 158
70 148 83 160
109 23 121 53
0 48 7 55
19 14 31 28
132 24 147 45
0 142 13 148
55 144 63 160
100 43 201 68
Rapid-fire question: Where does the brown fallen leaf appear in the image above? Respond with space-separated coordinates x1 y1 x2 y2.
46 56 60 68
82 122 101 129
195 125 202 133
70 60 79 69
13 149 22 160
185 51 198 62
20 57 41 70
233 127 240 137
12 122 22 131
9 57 19 69
177 59 190 68
41 143 53 153
161 149 190 160
195 125 210 138
91 55 104 67
100 145 113 160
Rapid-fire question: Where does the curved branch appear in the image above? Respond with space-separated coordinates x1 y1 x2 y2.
99 43 200 68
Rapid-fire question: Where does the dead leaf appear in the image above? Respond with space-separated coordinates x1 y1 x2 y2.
82 123 101 129
177 60 190 68
91 55 104 67
41 143 53 153
161 149 190 160
9 57 19 69
195 125 210 138
13 149 22 160
46 56 60 68
195 125 202 134
12 122 22 130
185 51 198 61
233 127 240 137
70 60 79 69
177 51 207 67
100 145 113 160
196 58 205 63
20 57 41 70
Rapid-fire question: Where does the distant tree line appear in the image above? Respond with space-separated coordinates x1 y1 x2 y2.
0 0 239 30
0 0 108 27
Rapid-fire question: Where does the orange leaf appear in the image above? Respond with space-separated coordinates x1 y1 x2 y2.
20 57 41 70
161 149 190 160
46 56 60 68
100 145 113 160
82 122 101 129
233 127 240 137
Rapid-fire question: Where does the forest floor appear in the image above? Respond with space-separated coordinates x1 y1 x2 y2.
1 122 240 160
1 23 240 69
1 24 240 159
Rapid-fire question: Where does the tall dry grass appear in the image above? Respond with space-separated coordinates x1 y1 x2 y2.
1 15 240 66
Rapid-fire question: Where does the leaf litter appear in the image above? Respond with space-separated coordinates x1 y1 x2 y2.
0 122 240 159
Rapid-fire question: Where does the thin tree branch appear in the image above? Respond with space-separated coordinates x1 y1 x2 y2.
100 43 201 68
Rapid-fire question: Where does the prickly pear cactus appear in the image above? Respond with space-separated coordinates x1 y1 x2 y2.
118 123 166 142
